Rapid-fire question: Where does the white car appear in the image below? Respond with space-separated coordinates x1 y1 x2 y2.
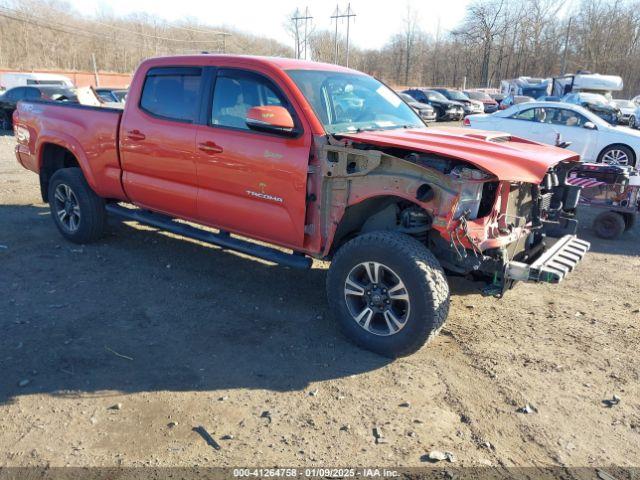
464 101 640 167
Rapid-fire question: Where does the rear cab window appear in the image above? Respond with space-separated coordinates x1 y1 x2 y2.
140 67 203 123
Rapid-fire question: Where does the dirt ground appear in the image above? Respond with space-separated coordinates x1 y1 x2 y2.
1 125 639 473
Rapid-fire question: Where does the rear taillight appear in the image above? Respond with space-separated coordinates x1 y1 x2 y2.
463 117 471 126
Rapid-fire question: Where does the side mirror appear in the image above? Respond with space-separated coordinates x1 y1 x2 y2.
246 106 295 135
583 121 597 130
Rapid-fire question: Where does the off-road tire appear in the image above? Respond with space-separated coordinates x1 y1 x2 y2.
48 168 106 244
623 212 636 232
593 211 626 240
327 231 450 358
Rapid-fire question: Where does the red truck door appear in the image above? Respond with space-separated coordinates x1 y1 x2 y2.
195 68 311 248
119 66 204 219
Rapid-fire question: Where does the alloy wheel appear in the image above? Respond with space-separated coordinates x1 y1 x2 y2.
53 183 81 232
602 149 629 165
344 261 410 336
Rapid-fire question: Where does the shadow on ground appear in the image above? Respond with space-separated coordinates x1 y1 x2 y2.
1 204 393 405
1 203 637 406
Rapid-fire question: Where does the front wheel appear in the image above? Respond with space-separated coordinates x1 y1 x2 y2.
326 231 450 358
598 145 635 167
48 168 106 244
629 115 637 129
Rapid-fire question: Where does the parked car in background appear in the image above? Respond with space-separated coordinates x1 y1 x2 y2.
611 99 639 126
0 85 77 130
95 87 128 104
432 88 483 115
464 90 499 113
464 101 640 167
562 92 621 124
403 88 464 121
500 94 535 109
397 92 436 122
0 72 74 90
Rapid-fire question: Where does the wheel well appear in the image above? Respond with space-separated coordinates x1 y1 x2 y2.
39 143 80 202
598 143 637 167
329 196 431 257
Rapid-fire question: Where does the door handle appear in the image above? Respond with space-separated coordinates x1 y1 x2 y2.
198 141 223 154
126 129 146 141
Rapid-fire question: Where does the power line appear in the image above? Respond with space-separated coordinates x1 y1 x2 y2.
0 5 229 45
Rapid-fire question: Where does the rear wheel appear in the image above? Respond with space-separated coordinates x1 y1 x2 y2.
629 115 637 129
48 168 106 244
593 211 626 240
327 231 450 358
598 145 635 167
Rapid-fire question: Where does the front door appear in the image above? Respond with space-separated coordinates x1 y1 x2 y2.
195 68 311 248
119 66 204 219
542 107 599 161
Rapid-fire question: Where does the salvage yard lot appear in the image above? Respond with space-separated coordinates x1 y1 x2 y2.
1 126 639 469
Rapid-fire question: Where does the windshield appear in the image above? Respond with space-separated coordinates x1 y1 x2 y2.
399 93 415 103
444 90 469 101
287 70 423 134
425 90 447 102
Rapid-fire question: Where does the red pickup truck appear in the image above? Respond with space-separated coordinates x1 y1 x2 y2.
13 55 590 357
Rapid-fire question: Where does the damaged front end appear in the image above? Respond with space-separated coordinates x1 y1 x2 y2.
428 160 591 296
314 132 590 298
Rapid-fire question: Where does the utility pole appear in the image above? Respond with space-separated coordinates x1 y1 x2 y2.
561 17 572 75
331 5 340 64
292 7 313 60
330 4 356 65
344 3 355 67
91 52 100 87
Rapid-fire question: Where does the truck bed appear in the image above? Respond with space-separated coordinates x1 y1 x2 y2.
14 100 126 200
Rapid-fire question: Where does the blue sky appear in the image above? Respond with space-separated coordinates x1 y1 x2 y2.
66 0 472 50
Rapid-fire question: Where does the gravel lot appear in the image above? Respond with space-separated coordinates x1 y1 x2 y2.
1 126 639 472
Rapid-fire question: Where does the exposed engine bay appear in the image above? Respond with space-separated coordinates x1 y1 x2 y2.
314 134 588 297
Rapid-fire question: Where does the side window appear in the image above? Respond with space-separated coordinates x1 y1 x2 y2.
211 71 287 131
547 108 588 128
140 67 202 123
510 108 536 121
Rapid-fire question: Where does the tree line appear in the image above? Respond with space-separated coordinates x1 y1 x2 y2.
313 0 640 96
1 0 639 96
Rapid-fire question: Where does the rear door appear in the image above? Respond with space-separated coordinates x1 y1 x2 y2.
120 66 204 219
194 68 311 248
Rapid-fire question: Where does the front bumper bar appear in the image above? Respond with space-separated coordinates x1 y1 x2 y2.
505 235 590 284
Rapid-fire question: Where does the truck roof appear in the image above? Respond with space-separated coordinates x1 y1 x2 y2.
142 54 361 74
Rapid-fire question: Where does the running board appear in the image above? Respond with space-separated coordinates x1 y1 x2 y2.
105 204 312 269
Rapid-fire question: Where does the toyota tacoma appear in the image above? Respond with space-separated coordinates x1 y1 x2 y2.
13 55 590 357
